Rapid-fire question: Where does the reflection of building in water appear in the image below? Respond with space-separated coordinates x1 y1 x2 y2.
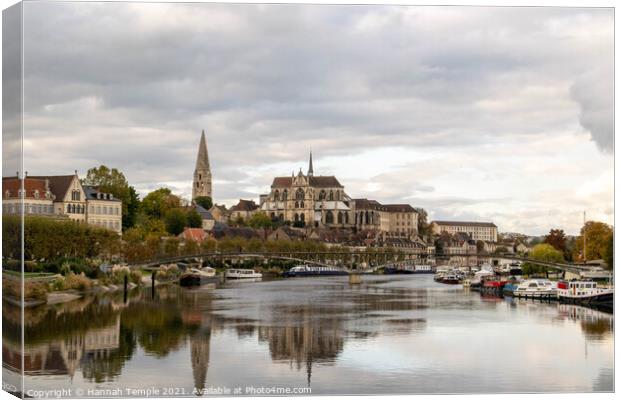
190 333 211 391
258 318 344 385
557 304 613 339
3 315 120 378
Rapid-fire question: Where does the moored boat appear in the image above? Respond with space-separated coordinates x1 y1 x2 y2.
557 280 613 308
179 267 218 286
225 268 263 279
285 264 348 277
513 279 557 299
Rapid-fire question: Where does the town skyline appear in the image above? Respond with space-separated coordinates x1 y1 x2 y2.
7 3 613 236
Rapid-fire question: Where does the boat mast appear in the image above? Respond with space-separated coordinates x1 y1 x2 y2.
583 211 587 264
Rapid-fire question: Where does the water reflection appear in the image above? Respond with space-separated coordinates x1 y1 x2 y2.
9 276 614 395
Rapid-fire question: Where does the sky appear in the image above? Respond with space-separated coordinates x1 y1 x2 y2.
8 2 614 235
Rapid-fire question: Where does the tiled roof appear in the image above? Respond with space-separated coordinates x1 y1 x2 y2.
194 204 215 220
178 228 208 242
353 199 415 213
383 204 416 212
28 175 76 201
2 177 52 200
230 199 259 212
271 176 343 188
432 220 497 228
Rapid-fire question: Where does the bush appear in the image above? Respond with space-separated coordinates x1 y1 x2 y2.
64 272 92 291
2 279 48 301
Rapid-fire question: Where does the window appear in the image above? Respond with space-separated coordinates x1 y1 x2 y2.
295 188 304 201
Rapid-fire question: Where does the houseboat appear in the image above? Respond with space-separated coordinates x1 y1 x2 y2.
385 264 434 274
513 279 557 299
225 269 263 279
179 267 218 286
285 265 349 277
557 280 613 308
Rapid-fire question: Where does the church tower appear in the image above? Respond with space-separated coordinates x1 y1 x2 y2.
192 130 212 201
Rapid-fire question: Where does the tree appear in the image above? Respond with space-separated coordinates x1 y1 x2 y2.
603 233 613 269
141 188 181 219
164 208 187 236
529 243 564 263
247 212 273 229
573 221 613 264
476 240 485 254
544 229 567 253
186 209 203 228
415 208 431 237
194 196 213 210
82 165 139 230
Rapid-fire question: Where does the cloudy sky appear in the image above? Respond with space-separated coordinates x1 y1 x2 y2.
12 2 614 235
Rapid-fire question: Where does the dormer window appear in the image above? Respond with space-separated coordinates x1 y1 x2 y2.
34 190 40 199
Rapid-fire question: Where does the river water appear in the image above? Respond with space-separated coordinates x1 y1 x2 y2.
3 275 614 396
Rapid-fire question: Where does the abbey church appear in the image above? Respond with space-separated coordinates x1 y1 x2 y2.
190 130 419 238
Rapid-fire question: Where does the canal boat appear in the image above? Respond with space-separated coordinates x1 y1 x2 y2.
225 268 263 279
179 267 218 286
557 280 613 308
513 279 557 299
385 264 434 274
481 280 507 296
285 264 348 277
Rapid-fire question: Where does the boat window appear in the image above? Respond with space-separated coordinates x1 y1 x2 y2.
528 283 538 288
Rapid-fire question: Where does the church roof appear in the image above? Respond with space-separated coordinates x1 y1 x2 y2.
271 176 343 188
194 130 210 171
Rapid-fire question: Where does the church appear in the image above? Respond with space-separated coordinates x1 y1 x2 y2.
192 130 212 201
259 153 352 228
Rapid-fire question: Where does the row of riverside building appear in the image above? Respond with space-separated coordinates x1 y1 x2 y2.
2 171 122 234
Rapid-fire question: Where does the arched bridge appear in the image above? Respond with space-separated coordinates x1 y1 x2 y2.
128 251 599 275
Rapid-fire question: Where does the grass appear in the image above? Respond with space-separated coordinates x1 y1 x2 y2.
2 270 56 278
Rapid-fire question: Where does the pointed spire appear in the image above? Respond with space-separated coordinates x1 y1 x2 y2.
195 129 210 171
307 150 314 177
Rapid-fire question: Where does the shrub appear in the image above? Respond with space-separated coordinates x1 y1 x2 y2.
64 272 92 291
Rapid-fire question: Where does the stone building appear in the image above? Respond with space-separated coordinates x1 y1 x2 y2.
2 176 56 216
229 199 260 222
83 186 123 234
3 172 122 234
350 199 418 237
192 130 212 201
260 153 351 228
430 220 498 242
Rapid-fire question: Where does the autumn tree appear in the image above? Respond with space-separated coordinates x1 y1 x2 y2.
573 221 613 265
544 229 567 253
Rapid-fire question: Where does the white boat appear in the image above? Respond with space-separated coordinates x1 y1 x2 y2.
514 279 557 298
557 280 613 308
225 269 263 279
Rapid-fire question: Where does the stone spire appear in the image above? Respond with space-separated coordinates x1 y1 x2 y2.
192 129 212 201
307 150 314 177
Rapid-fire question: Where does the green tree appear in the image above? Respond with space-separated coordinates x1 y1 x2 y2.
82 165 139 230
529 243 564 263
141 188 181 219
194 196 213 210
164 208 187 236
247 212 273 229
573 221 613 263
415 208 431 237
186 209 203 228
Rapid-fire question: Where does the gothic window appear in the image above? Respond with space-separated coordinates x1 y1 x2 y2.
328 191 334 201
337 212 343 224
278 213 284 221
325 211 334 224
345 213 349 224
319 190 326 200
295 201 299 208
67 204 71 213
295 188 304 201
282 190 288 201
199 173 202 180
365 211 369 224
300 201 304 208
300 213 305 223
274 190 280 201
294 213 299 222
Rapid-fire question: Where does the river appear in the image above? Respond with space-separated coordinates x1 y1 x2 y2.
3 275 613 396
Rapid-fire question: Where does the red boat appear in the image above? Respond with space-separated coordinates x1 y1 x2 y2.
481 280 507 296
